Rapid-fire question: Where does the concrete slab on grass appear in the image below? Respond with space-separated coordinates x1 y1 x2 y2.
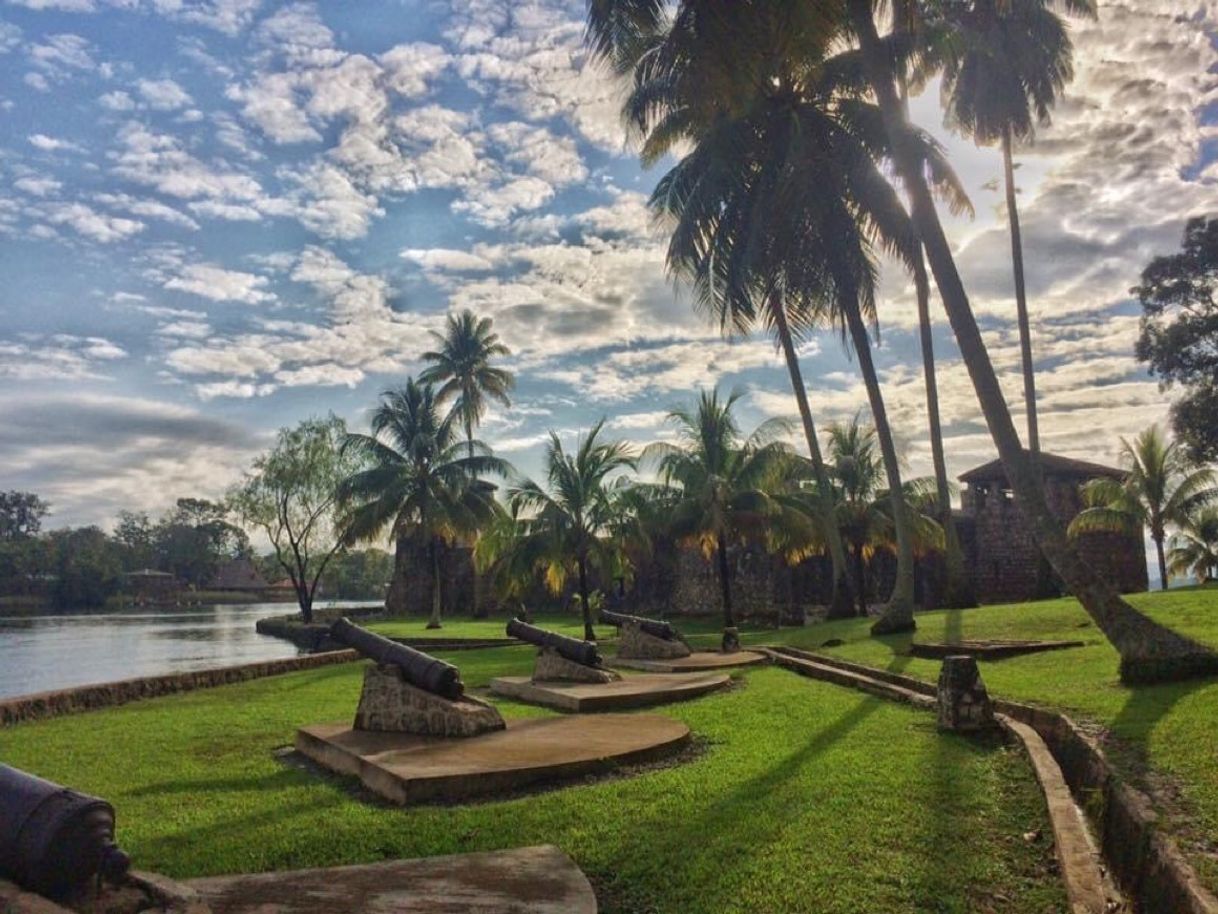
297 714 689 804
611 650 768 673
489 671 729 711
187 844 597 914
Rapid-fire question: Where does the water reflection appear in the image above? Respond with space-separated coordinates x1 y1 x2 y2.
0 601 380 700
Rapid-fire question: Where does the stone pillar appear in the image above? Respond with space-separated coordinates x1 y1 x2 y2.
354 664 505 737
616 621 691 660
936 655 995 732
532 648 619 684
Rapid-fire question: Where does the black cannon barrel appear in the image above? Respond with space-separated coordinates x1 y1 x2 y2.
0 764 131 902
329 617 464 699
599 610 681 642
506 618 602 667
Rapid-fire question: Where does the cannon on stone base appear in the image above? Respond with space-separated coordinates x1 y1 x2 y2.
506 619 620 684
601 610 692 661
329 618 504 737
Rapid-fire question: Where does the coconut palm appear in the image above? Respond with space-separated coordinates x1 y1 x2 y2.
336 379 508 629
1068 427 1217 590
1167 509 1218 586
645 388 811 651
420 310 515 459
508 420 635 641
938 0 1095 453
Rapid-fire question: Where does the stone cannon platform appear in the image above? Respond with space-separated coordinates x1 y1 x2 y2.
296 714 689 804
611 650 768 673
489 671 729 712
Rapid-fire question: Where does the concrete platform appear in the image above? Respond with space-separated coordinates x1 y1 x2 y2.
488 671 729 711
908 639 1085 660
187 844 597 914
296 714 689 804
611 650 768 673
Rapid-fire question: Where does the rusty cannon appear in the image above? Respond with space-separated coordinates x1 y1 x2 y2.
506 618 603 668
329 617 464 700
599 610 683 643
0 764 131 903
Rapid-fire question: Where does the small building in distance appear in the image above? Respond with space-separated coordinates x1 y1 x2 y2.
209 558 270 593
119 568 180 603
956 451 1148 604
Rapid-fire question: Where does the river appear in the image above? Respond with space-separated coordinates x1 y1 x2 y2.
0 601 380 700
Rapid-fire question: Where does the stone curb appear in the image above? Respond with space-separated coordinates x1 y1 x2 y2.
0 650 358 727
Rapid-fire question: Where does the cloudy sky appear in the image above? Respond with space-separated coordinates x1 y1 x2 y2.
0 0 1215 532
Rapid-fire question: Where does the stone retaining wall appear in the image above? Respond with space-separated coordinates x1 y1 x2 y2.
0 650 358 727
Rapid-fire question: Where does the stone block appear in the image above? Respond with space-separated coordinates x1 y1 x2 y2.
354 664 505 737
616 621 691 660
936 655 995 732
532 648 619 683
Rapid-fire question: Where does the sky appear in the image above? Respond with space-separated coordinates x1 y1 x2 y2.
0 0 1215 536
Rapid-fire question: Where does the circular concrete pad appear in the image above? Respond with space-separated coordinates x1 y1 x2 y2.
612 650 768 673
187 844 597 914
297 714 689 805
488 671 729 712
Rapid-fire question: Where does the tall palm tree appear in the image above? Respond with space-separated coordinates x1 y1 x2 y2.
420 310 515 459
645 389 809 651
938 0 1096 453
1068 427 1217 590
337 379 507 628
508 420 635 641
1167 509 1218 586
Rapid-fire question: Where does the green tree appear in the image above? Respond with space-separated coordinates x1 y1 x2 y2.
508 420 635 641
48 526 121 609
1167 508 1218 585
1068 427 1217 591
153 498 249 588
338 381 507 628
644 389 808 651
420 310 515 459
113 510 155 571
231 416 357 623
0 491 49 541
1134 216 1218 463
320 548 394 599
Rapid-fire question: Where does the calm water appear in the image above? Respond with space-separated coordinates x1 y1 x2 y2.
0 601 379 700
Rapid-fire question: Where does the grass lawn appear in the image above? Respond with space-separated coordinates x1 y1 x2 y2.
0 645 1065 913
366 612 760 643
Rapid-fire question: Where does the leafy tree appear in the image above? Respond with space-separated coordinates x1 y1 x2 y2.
113 510 156 571
508 420 635 641
48 526 121 609
232 416 357 623
645 390 808 651
0 491 49 541
154 498 250 588
1134 216 1218 463
1069 427 1217 590
1167 508 1218 585
320 549 394 599
338 382 507 628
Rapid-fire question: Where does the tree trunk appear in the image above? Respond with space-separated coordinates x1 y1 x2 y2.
853 542 868 617
577 554 595 642
426 537 442 629
298 581 313 624
1155 534 1169 592
848 0 1218 682
1003 128 1040 454
842 301 916 634
716 533 740 652
771 298 855 618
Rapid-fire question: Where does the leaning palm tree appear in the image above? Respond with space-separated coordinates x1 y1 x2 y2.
1167 509 1218 586
508 420 635 642
420 310 515 459
337 379 507 628
1068 427 1217 590
938 0 1096 453
645 389 809 651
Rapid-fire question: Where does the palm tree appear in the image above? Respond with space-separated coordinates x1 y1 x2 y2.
508 420 635 641
938 0 1095 453
337 379 507 628
1167 509 1218 586
1068 427 1217 590
420 310 515 459
644 388 809 651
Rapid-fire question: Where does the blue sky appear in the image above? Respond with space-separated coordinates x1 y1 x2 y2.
0 0 1215 534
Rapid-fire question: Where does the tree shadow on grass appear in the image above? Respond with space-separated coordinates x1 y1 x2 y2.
127 766 307 797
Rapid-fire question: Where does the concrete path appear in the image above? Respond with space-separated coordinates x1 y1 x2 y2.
489 671 729 711
611 650 767 673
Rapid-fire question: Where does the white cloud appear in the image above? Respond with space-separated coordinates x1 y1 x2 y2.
13 176 62 196
163 263 275 303
136 77 192 110
98 89 135 110
28 133 82 152
402 247 497 272
40 201 144 242
0 333 126 381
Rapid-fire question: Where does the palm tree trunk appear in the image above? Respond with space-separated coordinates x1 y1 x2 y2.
427 537 442 629
1003 127 1040 454
848 0 1218 682
771 298 855 618
577 554 595 642
842 301 916 634
716 533 740 652
1155 534 1169 592
853 542 868 616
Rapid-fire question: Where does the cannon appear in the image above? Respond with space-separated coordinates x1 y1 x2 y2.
600 610 683 642
330 617 464 700
0 764 130 902
506 618 602 668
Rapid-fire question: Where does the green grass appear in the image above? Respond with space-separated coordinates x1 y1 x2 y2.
367 613 768 643
0 644 1064 913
